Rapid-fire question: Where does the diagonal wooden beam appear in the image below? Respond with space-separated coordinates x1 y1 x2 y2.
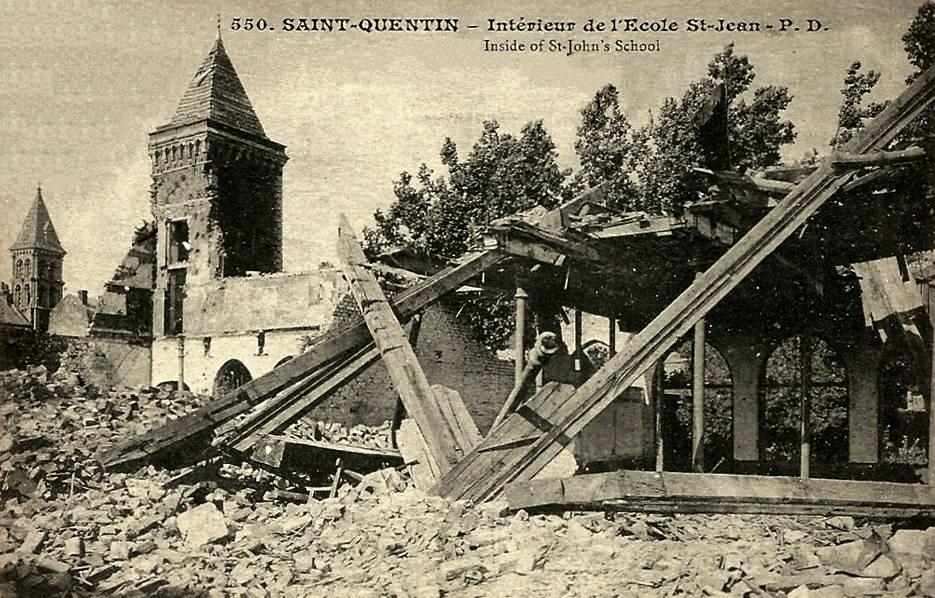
337 214 477 478
433 61 935 501
100 248 503 469
218 344 382 453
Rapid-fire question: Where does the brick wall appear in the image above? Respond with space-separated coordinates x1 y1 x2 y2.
314 295 514 433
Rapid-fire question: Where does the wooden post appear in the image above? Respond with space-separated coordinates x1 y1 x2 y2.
391 314 422 448
337 215 471 477
177 336 185 391
574 308 583 375
927 285 935 486
654 364 664 472
608 318 617 357
800 334 812 479
514 287 528 386
692 314 706 473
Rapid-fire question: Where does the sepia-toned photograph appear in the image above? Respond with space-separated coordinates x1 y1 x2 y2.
1 1 934 596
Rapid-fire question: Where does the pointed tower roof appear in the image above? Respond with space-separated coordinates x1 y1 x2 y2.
11 187 65 254
164 36 267 138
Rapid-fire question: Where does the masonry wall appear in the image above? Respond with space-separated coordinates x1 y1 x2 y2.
55 337 152 388
152 328 316 395
315 296 514 433
184 270 345 335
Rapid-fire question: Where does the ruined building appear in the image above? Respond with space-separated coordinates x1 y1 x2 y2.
137 35 513 424
8 186 65 332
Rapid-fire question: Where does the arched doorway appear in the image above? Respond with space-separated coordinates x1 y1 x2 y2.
657 340 733 472
759 335 848 467
878 343 927 465
213 359 252 398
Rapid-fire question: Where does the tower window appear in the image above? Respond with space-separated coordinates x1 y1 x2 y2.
15 259 22 278
13 285 21 307
168 220 190 263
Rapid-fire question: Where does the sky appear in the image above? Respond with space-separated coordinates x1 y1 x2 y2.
0 0 925 295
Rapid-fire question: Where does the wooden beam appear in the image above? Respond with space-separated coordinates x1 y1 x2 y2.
100 249 503 469
692 292 706 473
219 345 381 453
432 62 935 501
831 145 926 170
337 214 475 478
504 469 935 518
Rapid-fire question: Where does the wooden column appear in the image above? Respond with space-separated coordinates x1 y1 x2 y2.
514 287 528 386
692 315 706 473
177 336 185 390
928 284 935 485
800 334 812 479
608 318 617 357
653 365 664 472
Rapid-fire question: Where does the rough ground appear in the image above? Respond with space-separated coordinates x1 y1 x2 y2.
2 367 934 597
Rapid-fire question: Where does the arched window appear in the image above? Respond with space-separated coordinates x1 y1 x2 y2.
195 140 201 155
13 285 21 307
24 283 31 305
759 335 848 466
213 359 253 398
657 340 734 471
24 259 31 276
15 259 22 278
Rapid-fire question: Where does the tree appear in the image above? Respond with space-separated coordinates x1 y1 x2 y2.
574 84 641 210
363 119 573 349
622 43 796 213
831 61 886 150
902 1 935 137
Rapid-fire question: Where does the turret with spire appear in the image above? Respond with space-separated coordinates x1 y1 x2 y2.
148 34 287 336
10 185 66 330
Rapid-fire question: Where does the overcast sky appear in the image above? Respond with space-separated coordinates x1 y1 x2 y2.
0 0 924 295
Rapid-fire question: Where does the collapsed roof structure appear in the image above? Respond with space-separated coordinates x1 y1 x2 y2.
101 60 935 518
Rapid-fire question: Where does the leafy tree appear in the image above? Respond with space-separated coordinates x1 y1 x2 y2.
580 44 796 214
831 61 886 150
573 84 641 210
904 1 935 80
902 1 935 137
364 119 572 349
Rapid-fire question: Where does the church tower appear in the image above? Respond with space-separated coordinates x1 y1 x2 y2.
9 186 66 331
149 34 288 336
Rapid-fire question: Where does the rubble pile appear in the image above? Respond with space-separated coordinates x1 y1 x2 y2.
0 367 203 500
3 366 935 597
288 419 395 449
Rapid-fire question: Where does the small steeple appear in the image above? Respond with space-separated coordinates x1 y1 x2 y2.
10 186 65 254
162 35 267 138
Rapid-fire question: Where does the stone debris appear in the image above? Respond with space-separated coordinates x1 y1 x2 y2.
2 366 935 596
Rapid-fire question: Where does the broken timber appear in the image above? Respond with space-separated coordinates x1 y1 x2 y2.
433 61 935 501
337 214 480 480
100 248 503 469
504 470 935 519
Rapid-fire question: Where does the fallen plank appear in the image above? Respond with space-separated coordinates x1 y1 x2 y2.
251 434 402 473
433 61 935 501
99 249 503 469
220 345 381 453
504 469 935 519
337 214 479 479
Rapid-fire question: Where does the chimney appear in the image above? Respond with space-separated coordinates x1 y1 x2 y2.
78 290 88 305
